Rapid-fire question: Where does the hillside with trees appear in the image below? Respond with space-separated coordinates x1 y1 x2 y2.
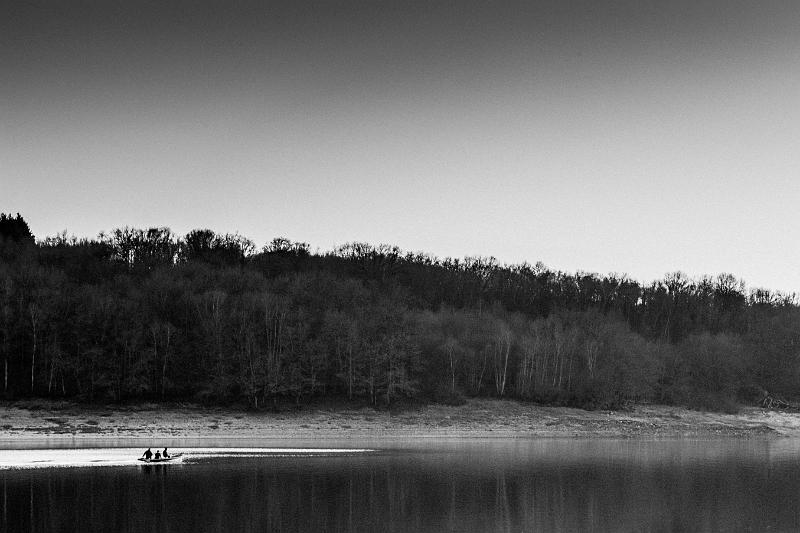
1 214 797 412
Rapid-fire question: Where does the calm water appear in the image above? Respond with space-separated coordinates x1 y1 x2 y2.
2 439 800 532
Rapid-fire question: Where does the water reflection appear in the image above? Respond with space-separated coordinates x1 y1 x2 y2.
2 439 800 532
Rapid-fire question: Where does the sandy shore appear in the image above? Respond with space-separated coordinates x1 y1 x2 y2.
1 399 798 442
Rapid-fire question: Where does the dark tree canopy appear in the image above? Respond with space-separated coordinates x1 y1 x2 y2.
0 213 34 245
0 216 796 412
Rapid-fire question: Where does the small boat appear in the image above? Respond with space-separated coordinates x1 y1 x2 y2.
138 453 183 463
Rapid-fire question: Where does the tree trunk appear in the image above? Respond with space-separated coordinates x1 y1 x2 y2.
48 337 56 395
477 350 488 394
500 342 509 396
449 347 456 394
151 325 158 395
162 325 171 399
348 345 353 400
30 308 37 393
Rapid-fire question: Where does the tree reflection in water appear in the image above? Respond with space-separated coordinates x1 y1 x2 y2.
1 441 799 532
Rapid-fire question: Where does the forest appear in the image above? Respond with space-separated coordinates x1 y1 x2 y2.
1 213 798 412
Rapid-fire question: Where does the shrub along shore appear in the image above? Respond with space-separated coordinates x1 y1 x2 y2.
1 214 798 412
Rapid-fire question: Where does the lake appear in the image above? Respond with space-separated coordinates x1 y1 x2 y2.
2 438 800 532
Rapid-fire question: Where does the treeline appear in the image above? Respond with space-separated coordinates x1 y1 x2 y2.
1 215 798 411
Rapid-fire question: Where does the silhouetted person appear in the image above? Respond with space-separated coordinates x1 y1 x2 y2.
163 448 170 459
154 451 162 460
142 448 153 461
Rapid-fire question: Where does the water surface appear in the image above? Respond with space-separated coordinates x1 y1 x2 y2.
2 439 799 532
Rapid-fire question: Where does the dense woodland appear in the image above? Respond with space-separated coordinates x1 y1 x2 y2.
1 213 798 411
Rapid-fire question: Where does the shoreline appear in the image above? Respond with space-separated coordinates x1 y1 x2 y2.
0 399 797 444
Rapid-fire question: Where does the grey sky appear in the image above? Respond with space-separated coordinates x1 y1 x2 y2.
3 1 800 291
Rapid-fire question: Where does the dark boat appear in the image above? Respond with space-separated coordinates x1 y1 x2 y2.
138 453 183 463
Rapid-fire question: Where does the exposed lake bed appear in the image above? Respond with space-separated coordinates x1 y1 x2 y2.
0 399 794 443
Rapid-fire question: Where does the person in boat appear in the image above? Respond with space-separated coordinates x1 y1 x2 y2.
142 448 153 461
162 448 170 459
154 450 162 460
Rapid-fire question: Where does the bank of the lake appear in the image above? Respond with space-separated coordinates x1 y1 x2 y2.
1 399 797 441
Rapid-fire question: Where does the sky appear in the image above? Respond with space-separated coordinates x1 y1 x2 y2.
3 0 800 292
